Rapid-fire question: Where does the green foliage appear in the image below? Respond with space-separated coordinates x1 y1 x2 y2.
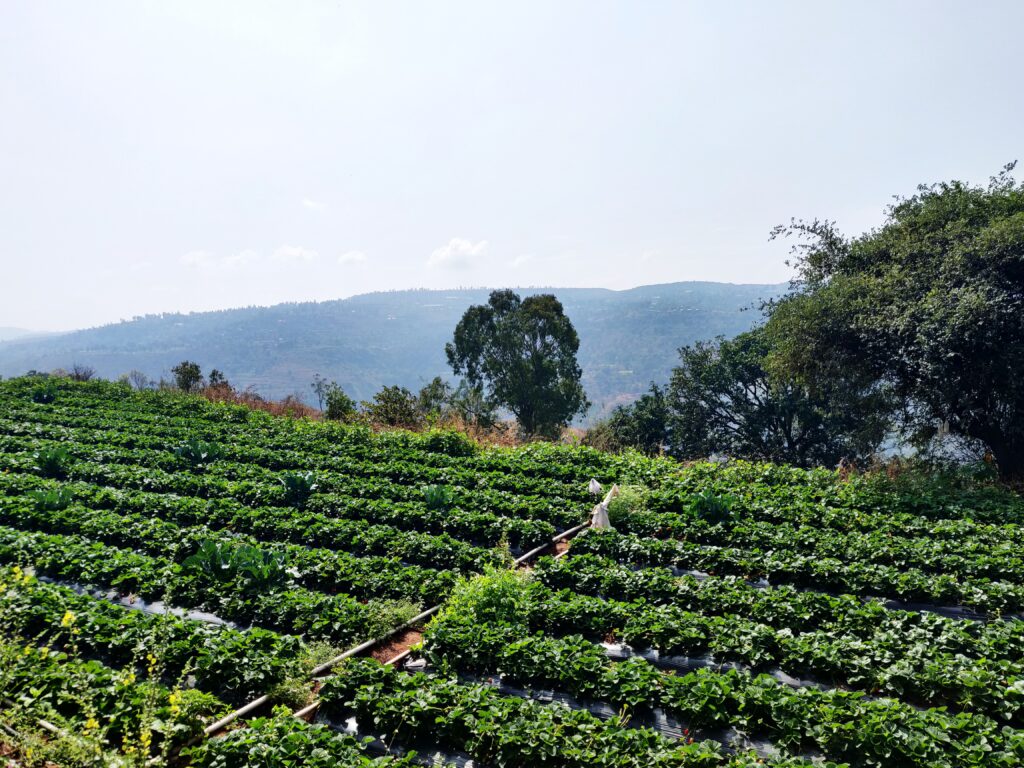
30 381 57 404
181 540 289 593
417 375 453 422
362 385 422 428
184 712 418 767
171 360 204 393
279 470 317 508
324 383 358 421
688 489 734 524
174 437 223 469
668 327 887 467
447 380 502 432
606 485 647 526
446 289 589 438
585 384 669 454
32 447 71 479
27 487 72 511
421 428 477 457
765 164 1024 479
422 483 453 511
436 564 532 633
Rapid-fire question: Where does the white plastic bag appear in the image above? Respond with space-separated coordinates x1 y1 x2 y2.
588 478 603 495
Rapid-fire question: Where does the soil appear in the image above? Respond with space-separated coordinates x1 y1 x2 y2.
370 628 424 664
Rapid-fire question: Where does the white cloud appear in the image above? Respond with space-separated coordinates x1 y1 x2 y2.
272 245 319 263
302 198 326 211
338 250 367 265
509 253 534 268
428 237 488 269
180 249 259 269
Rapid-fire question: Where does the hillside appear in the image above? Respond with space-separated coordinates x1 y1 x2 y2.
0 282 783 415
2 379 1024 767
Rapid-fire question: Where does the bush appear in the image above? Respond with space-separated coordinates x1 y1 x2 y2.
280 471 318 508
422 484 453 511
606 485 647 526
182 541 289 593
33 447 71 479
421 429 476 457
689 489 734 524
363 385 422 429
31 382 58 404
171 360 204 393
324 386 357 421
174 438 223 470
28 487 73 511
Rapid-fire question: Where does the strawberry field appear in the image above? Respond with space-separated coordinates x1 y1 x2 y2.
3 378 1024 767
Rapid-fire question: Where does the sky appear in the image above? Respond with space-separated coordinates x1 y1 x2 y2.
1 1 1022 332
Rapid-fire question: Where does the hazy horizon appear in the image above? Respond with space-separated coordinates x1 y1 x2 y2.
3 1 1022 331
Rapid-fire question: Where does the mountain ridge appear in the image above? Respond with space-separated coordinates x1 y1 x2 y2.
0 281 786 417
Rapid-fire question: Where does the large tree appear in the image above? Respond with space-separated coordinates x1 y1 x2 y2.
667 328 886 467
446 290 589 437
765 164 1024 480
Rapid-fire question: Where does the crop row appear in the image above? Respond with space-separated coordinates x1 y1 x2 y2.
0 421 592 501
184 715 421 767
0 565 306 705
0 499 457 604
535 554 1024 651
0 471 557 551
1 491 501 574
569 529 1024 614
1 380 626 483
0 448 581 526
645 461 1024 526
518 582 1024 721
613 510 1024 581
421 616 1024 768
319 658 820 768
0 631 226 759
0 527 421 646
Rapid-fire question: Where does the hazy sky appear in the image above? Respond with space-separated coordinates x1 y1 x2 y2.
2 1 1022 331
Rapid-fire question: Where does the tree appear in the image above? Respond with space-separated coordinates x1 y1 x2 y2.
585 384 670 455
125 370 151 390
765 164 1024 480
171 360 204 393
310 374 331 410
68 363 95 382
448 381 501 433
667 328 886 467
446 290 589 438
363 385 422 429
324 384 358 422
208 369 229 388
418 376 453 422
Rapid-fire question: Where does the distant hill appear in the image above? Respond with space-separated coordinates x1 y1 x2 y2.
0 282 785 419
0 327 48 344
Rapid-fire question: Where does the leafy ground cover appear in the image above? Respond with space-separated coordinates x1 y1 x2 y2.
3 377 1024 766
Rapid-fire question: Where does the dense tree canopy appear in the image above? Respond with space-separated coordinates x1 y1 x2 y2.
667 328 886 467
765 164 1024 479
446 290 589 438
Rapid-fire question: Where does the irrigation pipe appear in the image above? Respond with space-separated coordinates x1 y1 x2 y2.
207 509 595 737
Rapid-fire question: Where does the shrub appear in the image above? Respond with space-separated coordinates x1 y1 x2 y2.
31 382 58 404
422 484 453 511
182 540 289 593
27 487 73 511
33 447 71 479
280 471 318 508
421 429 476 457
606 485 647 526
324 386 357 422
689 489 734 524
174 438 223 470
